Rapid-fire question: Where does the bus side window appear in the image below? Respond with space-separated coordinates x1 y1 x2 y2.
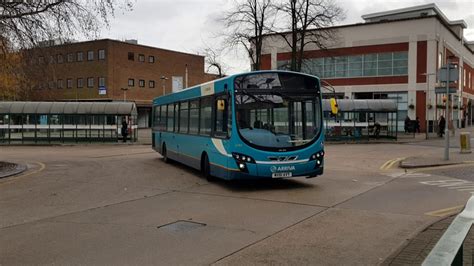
166 104 174 132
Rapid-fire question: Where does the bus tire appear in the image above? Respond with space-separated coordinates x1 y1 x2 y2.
162 143 169 163
202 153 215 182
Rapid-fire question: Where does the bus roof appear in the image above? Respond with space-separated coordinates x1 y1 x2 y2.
152 70 320 106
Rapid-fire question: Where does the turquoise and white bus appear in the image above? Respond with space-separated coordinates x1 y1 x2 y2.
152 70 324 181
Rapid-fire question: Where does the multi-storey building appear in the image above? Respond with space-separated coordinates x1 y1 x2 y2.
259 3 474 132
27 39 215 127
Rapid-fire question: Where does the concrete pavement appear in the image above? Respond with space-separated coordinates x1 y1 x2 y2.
0 141 472 265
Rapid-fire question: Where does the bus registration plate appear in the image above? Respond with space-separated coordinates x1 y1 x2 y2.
272 172 292 178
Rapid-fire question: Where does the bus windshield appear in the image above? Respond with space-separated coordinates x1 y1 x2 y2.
234 72 322 151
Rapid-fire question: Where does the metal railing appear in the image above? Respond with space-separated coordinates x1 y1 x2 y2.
423 196 474 265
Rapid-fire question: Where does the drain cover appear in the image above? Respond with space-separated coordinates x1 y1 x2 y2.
157 220 206 233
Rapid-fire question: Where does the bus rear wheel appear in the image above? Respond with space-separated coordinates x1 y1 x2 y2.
202 154 215 182
162 144 169 163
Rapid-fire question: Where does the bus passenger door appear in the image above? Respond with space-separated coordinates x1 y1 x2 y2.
210 95 231 177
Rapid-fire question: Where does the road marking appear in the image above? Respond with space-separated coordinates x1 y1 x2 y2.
419 179 474 194
382 172 431 178
425 205 464 217
0 161 46 186
380 157 405 170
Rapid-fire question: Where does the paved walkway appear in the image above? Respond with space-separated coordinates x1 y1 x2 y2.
384 214 474 265
400 126 474 168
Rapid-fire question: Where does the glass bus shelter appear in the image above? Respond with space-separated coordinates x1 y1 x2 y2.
0 102 138 144
323 99 398 141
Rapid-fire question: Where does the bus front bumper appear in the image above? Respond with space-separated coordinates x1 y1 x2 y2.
227 162 324 180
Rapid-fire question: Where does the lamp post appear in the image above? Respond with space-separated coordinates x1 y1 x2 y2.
121 87 128 102
422 73 436 140
160 76 169 96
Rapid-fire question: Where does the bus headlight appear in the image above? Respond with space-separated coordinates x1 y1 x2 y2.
310 151 324 161
232 153 256 163
232 152 255 173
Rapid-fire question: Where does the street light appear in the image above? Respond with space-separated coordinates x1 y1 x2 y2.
121 87 128 102
160 76 169 96
422 72 436 140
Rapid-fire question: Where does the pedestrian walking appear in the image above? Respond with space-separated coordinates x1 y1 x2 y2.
415 117 421 133
121 119 128 142
404 116 410 133
438 115 446 137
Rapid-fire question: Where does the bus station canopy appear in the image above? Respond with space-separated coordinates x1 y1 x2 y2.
0 102 138 115
322 99 397 112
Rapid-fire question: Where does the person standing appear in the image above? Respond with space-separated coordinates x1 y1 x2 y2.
121 119 128 143
438 115 446 138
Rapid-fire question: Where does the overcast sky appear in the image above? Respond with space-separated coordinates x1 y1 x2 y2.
100 0 474 74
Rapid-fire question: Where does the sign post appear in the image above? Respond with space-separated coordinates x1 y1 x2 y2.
438 61 459 161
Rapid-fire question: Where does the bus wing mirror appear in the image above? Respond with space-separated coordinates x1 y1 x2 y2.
330 98 338 115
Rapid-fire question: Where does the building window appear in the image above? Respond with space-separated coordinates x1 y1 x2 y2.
98 49 105 60
128 52 134 61
49 55 55 64
149 56 155 63
87 50 94 61
138 54 145 62
464 69 467 87
128 78 134 87
149 80 155 88
67 78 72 89
48 81 55 89
38 56 45 64
77 78 84 88
139 79 145 87
87 77 94 88
99 77 105 87
67 53 74 63
77 52 83 62
57 54 63 64
57 79 63 89
287 51 408 79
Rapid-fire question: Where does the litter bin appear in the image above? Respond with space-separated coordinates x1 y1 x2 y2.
460 132 471 154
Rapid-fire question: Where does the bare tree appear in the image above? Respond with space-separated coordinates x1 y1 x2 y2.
0 1 133 100
0 1 133 51
222 0 274 71
274 0 344 71
200 44 227 78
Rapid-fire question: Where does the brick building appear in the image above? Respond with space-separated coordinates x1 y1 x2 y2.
27 39 214 127
258 3 474 132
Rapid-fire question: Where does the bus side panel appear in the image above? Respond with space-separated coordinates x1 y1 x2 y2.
208 138 233 180
160 132 177 160
174 134 202 170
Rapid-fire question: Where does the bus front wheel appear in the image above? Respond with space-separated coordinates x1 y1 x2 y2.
201 154 215 182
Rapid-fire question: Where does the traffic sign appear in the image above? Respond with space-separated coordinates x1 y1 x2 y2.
437 64 459 82
435 87 457 94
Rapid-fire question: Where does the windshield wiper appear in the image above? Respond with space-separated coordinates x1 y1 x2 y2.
239 89 275 104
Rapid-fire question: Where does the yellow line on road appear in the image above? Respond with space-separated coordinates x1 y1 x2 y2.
425 205 464 217
380 158 405 170
380 159 394 170
0 161 46 186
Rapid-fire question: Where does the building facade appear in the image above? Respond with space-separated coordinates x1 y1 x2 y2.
26 39 214 127
259 4 474 132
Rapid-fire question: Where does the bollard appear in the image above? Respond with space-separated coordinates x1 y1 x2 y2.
460 132 471 154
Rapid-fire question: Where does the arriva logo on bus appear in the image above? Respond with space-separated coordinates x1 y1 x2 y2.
270 166 296 172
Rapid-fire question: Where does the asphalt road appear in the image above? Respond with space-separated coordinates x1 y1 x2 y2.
0 143 472 265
